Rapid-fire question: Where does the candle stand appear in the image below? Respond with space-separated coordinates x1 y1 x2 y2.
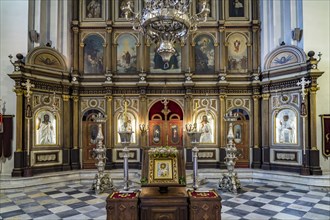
92 114 113 194
118 129 133 191
219 111 241 194
186 123 202 190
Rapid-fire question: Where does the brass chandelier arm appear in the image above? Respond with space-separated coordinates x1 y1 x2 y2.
122 0 210 62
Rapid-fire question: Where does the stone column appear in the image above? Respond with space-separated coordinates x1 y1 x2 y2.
219 26 225 70
72 22 79 73
251 95 261 168
62 95 71 148
261 93 270 170
252 24 260 71
139 94 148 147
105 95 113 169
105 22 112 72
15 89 24 152
308 86 322 175
184 94 193 169
219 94 226 169
72 96 79 150
12 89 24 177
61 94 70 170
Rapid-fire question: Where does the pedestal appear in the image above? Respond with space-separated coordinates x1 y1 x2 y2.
106 191 139 220
188 190 222 220
140 187 188 220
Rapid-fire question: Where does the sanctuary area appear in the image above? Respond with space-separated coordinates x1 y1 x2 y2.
0 0 329 220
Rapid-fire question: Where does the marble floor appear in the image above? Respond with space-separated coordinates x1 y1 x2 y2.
0 180 329 220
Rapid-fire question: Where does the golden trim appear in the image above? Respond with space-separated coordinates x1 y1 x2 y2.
273 108 298 145
262 94 270 100
62 95 70 101
148 155 179 185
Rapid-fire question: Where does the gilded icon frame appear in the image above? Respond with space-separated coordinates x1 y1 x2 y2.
273 108 298 145
82 0 106 22
148 156 179 185
34 110 58 146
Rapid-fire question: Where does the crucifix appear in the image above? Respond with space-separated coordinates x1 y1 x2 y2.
297 77 311 175
22 79 35 118
22 79 35 102
161 97 171 146
297 77 310 102
21 79 35 177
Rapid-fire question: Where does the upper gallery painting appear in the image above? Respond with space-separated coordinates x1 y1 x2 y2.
116 34 137 73
83 0 105 21
84 35 104 74
194 34 215 74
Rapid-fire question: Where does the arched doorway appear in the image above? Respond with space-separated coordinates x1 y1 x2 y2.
81 109 105 169
148 100 183 147
231 108 250 168
141 99 186 181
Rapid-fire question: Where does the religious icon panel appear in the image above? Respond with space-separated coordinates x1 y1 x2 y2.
194 34 215 74
116 34 137 73
82 0 105 21
226 0 249 21
150 43 181 73
196 113 215 144
35 110 57 146
83 35 104 74
149 121 163 147
117 112 136 144
168 120 183 147
227 33 248 73
274 109 298 145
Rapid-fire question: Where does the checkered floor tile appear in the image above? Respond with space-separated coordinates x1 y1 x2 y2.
0 181 329 219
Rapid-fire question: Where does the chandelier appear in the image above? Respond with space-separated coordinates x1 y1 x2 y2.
122 0 210 62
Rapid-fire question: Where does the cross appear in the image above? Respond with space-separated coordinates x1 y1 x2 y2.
22 79 35 99
297 77 310 101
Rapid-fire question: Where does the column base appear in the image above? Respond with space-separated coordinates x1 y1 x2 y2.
300 166 310 176
11 151 25 177
309 149 323 175
251 148 262 169
12 168 24 177
70 148 80 170
23 167 33 177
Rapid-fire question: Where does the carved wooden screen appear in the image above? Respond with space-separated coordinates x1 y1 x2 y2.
149 114 164 147
168 114 183 147
82 110 105 169
232 110 250 168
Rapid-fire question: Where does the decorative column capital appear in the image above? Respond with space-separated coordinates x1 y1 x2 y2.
13 89 24 96
253 95 261 101
62 95 70 101
310 86 320 93
105 96 112 102
219 94 227 100
72 96 79 102
261 93 270 100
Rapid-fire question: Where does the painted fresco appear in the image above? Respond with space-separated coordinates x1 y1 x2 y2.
194 34 215 73
150 43 181 73
227 33 248 73
86 0 102 18
117 34 137 73
84 35 104 74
